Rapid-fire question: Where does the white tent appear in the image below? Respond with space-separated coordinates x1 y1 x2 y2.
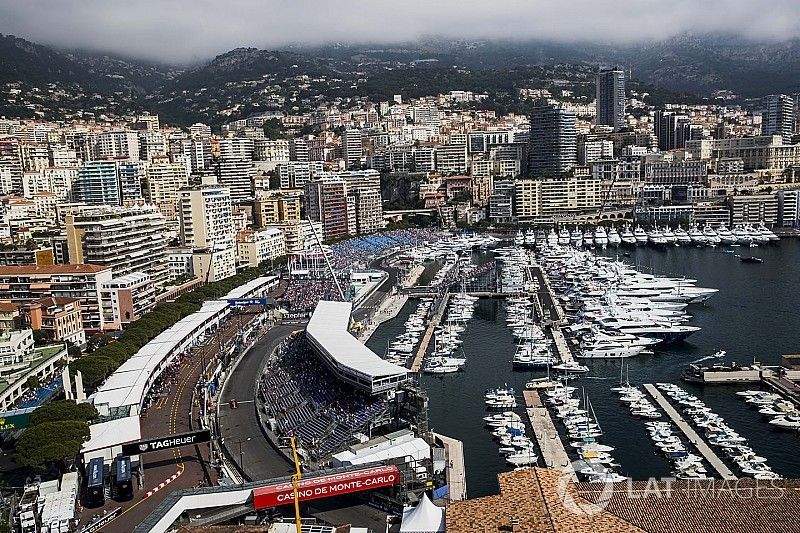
400 493 445 533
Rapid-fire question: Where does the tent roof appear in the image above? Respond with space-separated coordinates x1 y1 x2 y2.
401 493 445 533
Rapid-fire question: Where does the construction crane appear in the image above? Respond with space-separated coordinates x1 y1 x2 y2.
289 437 303 533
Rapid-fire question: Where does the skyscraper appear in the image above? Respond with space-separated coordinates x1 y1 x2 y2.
529 105 577 177
596 67 626 132
654 110 698 151
73 160 120 206
761 94 795 144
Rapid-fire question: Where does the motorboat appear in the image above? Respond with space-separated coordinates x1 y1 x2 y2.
662 227 677 245
717 224 736 245
593 226 609 248
702 224 721 245
552 361 590 373
648 228 667 247
547 228 559 247
620 225 637 246
674 225 692 245
688 224 706 246
607 227 622 247
570 228 584 248
558 227 571 246
633 226 648 246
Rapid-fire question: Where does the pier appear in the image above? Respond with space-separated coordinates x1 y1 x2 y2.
550 327 574 364
643 384 737 480
523 390 575 480
410 290 449 372
432 432 467 501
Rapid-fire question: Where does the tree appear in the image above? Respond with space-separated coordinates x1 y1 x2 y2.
262 118 283 140
15 420 90 471
32 330 49 346
26 375 39 390
29 400 97 427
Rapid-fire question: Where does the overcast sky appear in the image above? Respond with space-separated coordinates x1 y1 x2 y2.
1 0 799 64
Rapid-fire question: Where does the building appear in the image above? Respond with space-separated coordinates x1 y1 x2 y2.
254 189 302 226
596 67 626 132
266 220 323 254
342 129 363 168
340 170 383 235
642 157 707 185
178 185 234 251
435 144 468 174
191 247 236 283
99 272 155 329
117 162 145 202
144 158 188 219
305 178 350 240
729 194 779 226
0 247 55 267
686 135 800 171
529 105 576 176
215 158 255 202
93 131 139 160
654 110 700 151
513 176 603 222
0 329 35 378
236 228 286 267
0 264 113 332
65 205 168 288
73 161 120 206
762 94 795 144
277 161 323 189
488 179 515 223
21 296 85 346
778 189 800 227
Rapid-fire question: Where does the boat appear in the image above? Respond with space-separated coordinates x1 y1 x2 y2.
633 226 648 246
557 227 571 246
738 255 763 264
552 361 590 374
594 226 609 248
702 224 721 245
620 225 637 246
607 227 622 247
717 224 736 245
674 225 692 245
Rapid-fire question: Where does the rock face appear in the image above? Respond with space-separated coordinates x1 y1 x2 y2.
380 172 426 210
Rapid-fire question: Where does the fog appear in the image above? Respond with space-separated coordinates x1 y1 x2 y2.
1 0 798 64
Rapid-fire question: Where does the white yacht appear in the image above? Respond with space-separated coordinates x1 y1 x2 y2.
674 225 692 245
702 224 721 245
558 227 571 246
648 227 667 247
717 224 736 245
547 228 559 247
757 222 779 242
732 225 753 245
620 225 637 246
607 227 622 247
633 225 648 246
514 230 524 246
593 226 609 248
688 224 706 245
552 361 590 373
570 228 584 248
747 224 769 245
524 229 536 245
583 228 594 248
662 227 677 245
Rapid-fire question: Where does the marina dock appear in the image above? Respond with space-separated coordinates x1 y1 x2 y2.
432 432 467 501
523 390 575 480
410 291 449 372
550 327 574 364
643 384 737 480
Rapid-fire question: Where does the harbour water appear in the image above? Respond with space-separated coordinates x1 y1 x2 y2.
368 240 800 498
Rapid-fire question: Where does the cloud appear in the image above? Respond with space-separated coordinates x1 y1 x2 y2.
1 0 799 64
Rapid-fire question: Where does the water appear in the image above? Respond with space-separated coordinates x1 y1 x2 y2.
368 240 800 498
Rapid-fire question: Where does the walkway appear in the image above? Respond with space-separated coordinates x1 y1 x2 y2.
550 327 573 364
410 292 449 372
432 432 467 501
523 390 575 480
357 292 408 342
643 384 737 480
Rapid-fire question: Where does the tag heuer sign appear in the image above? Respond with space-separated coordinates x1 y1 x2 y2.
121 429 211 455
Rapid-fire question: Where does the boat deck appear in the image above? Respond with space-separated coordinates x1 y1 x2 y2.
523 390 576 480
643 384 737 480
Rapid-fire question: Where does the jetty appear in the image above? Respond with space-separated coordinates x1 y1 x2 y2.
644 384 737 480
523 390 575 480
410 290 449 372
432 432 467 501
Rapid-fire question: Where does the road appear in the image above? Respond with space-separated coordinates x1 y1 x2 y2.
80 310 260 533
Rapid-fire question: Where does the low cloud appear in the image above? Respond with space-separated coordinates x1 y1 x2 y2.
1 0 798 64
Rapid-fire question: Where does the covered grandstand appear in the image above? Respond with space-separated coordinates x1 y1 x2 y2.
81 276 278 462
305 300 408 394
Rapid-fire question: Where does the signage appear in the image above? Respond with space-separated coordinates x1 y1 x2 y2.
80 508 121 533
227 298 268 306
121 429 211 455
253 465 400 509
0 413 30 431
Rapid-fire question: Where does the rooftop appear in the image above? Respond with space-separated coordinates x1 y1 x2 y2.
0 264 111 275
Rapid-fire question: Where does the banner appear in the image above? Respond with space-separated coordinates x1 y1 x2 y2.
253 465 400 509
227 298 268 306
121 429 211 455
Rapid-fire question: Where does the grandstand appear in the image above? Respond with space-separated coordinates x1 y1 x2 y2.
305 301 408 394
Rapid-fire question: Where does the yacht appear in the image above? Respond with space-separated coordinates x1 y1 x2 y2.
702 224 721 245
746 224 769 245
633 225 649 246
593 226 609 248
717 224 736 245
732 225 753 245
662 226 677 245
620 225 637 246
558 227 571 246
607 227 622 247
578 343 645 359
547 228 559 247
570 228 584 248
524 229 536 246
674 225 692 245
648 227 667 247
583 228 594 248
552 361 590 373
688 224 706 246
757 222 779 242
514 230 524 246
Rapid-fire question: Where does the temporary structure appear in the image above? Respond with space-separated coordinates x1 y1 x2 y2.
400 493 445 533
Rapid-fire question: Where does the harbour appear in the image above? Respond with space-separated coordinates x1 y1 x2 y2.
368 236 800 497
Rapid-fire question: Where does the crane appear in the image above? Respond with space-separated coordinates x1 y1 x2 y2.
289 437 303 533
